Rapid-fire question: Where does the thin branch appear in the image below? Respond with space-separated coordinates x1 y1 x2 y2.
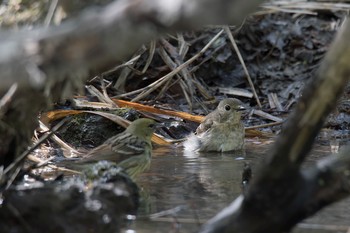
3 118 68 177
128 29 225 102
224 25 262 108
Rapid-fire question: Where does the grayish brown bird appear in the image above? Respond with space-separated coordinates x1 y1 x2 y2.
184 98 245 153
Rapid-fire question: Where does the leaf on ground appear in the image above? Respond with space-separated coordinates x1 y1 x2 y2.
114 99 204 123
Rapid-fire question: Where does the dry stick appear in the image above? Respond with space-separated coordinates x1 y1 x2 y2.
218 87 253 98
114 65 135 92
71 99 115 110
271 92 284 111
193 76 213 100
141 41 156 74
3 118 68 175
177 33 189 59
259 1 350 16
158 39 194 108
189 42 226 73
3 118 68 190
155 76 180 101
44 0 59 27
100 77 112 102
86 85 116 106
297 223 350 232
245 121 283 130
179 79 193 111
224 26 262 108
38 120 80 157
102 55 141 77
253 109 283 122
26 154 80 174
125 29 224 101
264 1 350 12
257 7 316 15
163 38 198 109
156 47 182 100
0 83 17 118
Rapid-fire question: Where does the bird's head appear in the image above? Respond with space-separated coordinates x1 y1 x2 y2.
217 98 245 114
126 118 157 139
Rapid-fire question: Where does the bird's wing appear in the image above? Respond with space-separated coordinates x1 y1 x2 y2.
109 133 149 155
80 133 149 163
196 118 213 134
196 109 225 134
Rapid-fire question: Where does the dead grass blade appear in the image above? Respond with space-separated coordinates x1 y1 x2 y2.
116 29 225 101
261 1 350 15
39 120 80 157
86 85 116 106
0 83 17 119
141 40 156 74
252 109 283 122
3 118 68 188
224 25 262 108
27 155 81 174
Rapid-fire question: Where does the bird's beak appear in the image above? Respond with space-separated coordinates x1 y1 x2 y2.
236 105 247 111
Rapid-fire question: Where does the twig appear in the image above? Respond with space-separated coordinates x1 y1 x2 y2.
26 154 81 174
86 85 116 106
116 29 224 101
245 121 283 130
3 118 68 176
149 206 185 219
268 93 284 111
253 109 283 122
44 0 59 27
297 223 350 232
179 79 193 111
102 55 141 77
38 120 80 157
141 41 156 74
160 38 195 107
155 46 181 100
262 1 350 13
0 83 17 118
224 26 262 108
217 87 253 98
177 33 189 59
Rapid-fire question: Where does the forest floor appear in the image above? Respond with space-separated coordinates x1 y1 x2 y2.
52 7 350 149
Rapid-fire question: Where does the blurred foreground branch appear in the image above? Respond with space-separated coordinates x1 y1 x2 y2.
0 0 261 93
0 0 262 185
199 19 350 233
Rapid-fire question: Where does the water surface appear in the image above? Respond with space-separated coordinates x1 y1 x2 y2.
130 141 350 233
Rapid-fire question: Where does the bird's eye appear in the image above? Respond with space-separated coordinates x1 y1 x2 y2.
224 105 231 111
149 124 155 129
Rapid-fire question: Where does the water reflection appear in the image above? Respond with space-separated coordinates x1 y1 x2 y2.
130 142 264 232
139 145 248 218
129 142 350 233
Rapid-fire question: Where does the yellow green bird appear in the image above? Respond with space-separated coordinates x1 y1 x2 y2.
57 118 156 178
